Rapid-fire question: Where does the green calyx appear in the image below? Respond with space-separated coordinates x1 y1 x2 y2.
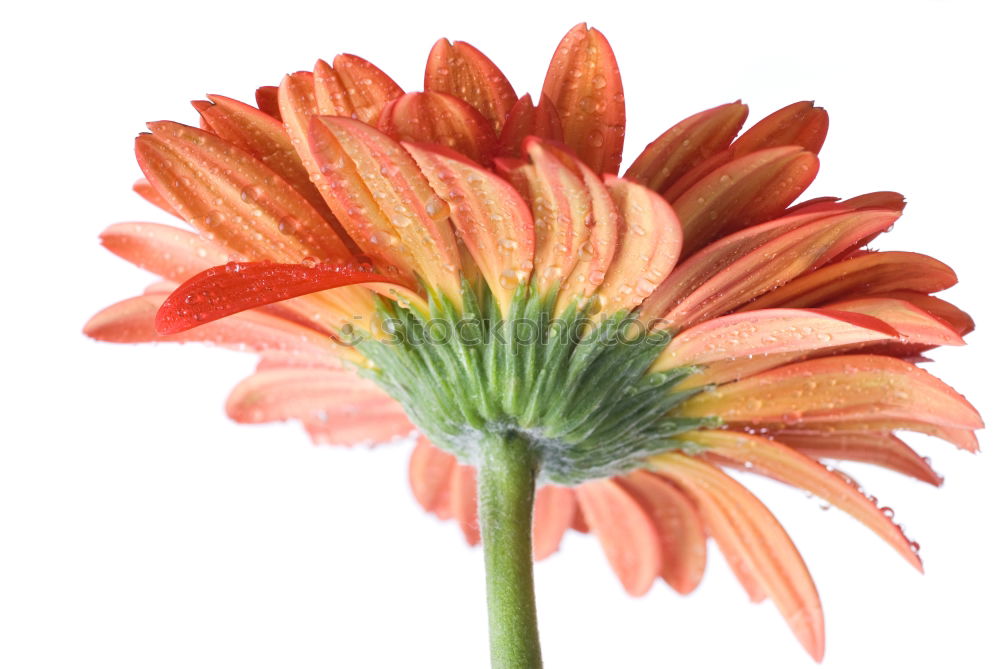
351 280 717 485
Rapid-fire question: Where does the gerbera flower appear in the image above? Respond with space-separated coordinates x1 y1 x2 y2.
85 23 982 666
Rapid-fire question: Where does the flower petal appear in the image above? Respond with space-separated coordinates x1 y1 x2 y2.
496 94 564 157
652 453 825 661
772 431 943 486
532 485 578 560
154 260 401 335
425 39 517 136
684 430 922 570
136 121 352 263
824 296 965 351
99 221 230 282
226 366 413 446
865 291 974 336
654 308 898 381
313 54 404 124
616 470 707 594
133 178 181 218
449 464 481 545
624 101 749 194
378 91 497 165
541 23 626 174
730 101 829 157
410 436 458 518
255 86 281 119
405 143 534 314
661 210 900 329
673 146 820 256
676 354 983 431
742 252 958 311
576 479 662 596
594 176 682 314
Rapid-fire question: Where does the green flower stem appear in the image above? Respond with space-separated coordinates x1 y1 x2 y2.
478 433 544 669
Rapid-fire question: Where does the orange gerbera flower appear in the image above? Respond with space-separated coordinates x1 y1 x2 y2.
85 23 982 667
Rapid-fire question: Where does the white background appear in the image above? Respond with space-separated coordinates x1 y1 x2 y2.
2 1 998 667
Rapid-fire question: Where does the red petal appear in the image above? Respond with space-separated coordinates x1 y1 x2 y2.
673 147 820 256
541 23 626 174
532 486 578 560
449 464 481 545
730 101 830 157
410 436 457 517
677 354 983 431
742 252 958 311
314 54 403 125
425 39 517 136
378 91 497 165
653 453 825 661
686 430 923 570
616 471 707 594
576 479 662 596
496 94 564 157
154 260 400 335
255 86 281 119
773 431 943 486
624 102 749 194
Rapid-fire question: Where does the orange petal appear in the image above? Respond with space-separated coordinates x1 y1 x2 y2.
496 94 564 158
639 209 842 323
594 176 682 314
308 117 462 302
405 143 534 314
532 486 578 560
825 296 965 351
662 210 899 329
616 471 707 594
255 86 281 119
673 146 820 256
136 121 352 263
866 290 974 336
196 94 339 233
133 178 181 218
409 436 457 518
773 431 943 486
730 101 830 157
99 221 230 282
771 420 979 454
225 367 413 446
654 308 898 377
676 354 983 431
449 464 481 545
378 91 497 165
425 39 517 136
541 23 626 175
684 430 923 570
652 453 825 661
576 479 662 596
313 54 404 124
624 102 749 194
742 252 958 311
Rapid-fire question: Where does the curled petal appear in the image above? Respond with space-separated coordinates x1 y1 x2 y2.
742 252 958 311
652 453 824 661
542 23 626 174
625 101 749 194
314 54 404 124
226 367 413 446
425 39 517 135
154 260 402 335
683 430 923 570
378 91 497 165
673 146 820 256
576 479 662 596
730 101 830 157
616 471 707 594
676 354 983 431
496 94 564 157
